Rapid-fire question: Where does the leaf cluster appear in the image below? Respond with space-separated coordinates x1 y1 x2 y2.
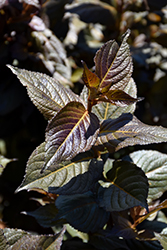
1 30 167 249
1 1 167 249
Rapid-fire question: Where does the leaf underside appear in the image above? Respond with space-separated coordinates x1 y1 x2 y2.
7 65 84 120
129 150 167 202
16 142 94 192
95 113 167 153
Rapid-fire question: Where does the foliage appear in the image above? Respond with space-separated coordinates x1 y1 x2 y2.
1 0 167 249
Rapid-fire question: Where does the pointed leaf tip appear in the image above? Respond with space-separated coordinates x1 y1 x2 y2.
7 65 85 120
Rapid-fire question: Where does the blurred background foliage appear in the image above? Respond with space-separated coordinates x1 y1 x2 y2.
0 0 167 234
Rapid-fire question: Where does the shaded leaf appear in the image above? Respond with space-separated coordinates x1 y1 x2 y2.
1 227 65 249
89 232 130 250
55 191 110 233
129 150 167 202
7 65 83 120
109 212 137 239
44 101 100 170
49 158 104 195
94 29 133 93
125 238 162 250
65 2 117 28
27 203 60 228
95 113 167 153
16 142 93 192
98 160 148 211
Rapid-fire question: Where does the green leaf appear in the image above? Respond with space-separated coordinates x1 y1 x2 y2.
1 227 65 250
7 65 83 120
98 160 148 211
95 113 167 153
16 142 93 192
0 155 16 176
49 158 103 195
94 29 132 93
44 101 100 170
55 191 110 233
155 228 167 249
129 150 167 202
0 229 9 250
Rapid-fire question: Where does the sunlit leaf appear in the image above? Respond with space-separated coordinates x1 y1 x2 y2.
0 230 8 250
155 228 167 249
81 77 137 121
94 29 132 93
95 113 167 153
49 158 103 195
55 191 110 233
0 155 16 176
98 89 142 107
44 101 100 170
7 65 83 120
1 227 65 250
82 61 100 89
16 142 94 192
129 150 167 202
21 0 40 8
98 160 148 211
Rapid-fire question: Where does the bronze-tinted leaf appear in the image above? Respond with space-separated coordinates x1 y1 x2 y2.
7 65 83 120
81 77 138 121
95 113 167 152
94 30 132 93
98 89 142 107
82 61 100 89
45 101 100 170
